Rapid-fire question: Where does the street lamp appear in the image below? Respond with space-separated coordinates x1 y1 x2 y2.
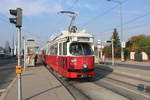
106 0 125 61
111 39 114 66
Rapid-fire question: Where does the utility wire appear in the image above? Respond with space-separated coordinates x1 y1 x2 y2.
100 11 150 33
80 0 129 28
0 13 9 23
124 21 150 31
0 16 9 23
124 12 150 25
80 5 118 27
70 0 79 10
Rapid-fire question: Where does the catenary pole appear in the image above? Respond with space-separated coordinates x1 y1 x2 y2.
112 39 114 66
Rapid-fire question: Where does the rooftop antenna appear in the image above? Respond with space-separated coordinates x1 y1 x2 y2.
58 11 77 33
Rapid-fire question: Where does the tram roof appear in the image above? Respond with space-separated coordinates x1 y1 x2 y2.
57 30 93 40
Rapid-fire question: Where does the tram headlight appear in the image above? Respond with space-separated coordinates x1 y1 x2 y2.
82 64 88 68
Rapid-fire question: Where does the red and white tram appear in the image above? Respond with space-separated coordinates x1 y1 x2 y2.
41 11 95 78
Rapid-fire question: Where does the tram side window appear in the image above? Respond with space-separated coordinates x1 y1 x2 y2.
50 46 53 55
54 44 58 55
49 44 58 55
59 43 62 55
63 42 67 55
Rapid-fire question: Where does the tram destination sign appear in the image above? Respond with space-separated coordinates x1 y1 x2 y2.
78 37 89 41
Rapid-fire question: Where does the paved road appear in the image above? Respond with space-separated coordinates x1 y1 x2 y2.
0 57 16 90
102 61 150 71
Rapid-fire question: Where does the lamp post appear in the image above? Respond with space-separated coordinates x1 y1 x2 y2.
112 39 114 66
107 0 124 61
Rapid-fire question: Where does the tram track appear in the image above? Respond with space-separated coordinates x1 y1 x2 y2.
95 67 150 86
67 78 129 100
45 65 150 100
45 66 92 100
95 65 150 83
45 66 130 100
94 67 150 100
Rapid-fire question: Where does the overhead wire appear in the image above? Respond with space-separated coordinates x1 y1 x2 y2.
124 12 150 25
0 15 9 23
70 0 79 10
99 11 150 33
124 22 150 31
80 0 129 28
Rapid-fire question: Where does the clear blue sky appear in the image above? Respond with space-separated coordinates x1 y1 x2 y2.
0 0 150 47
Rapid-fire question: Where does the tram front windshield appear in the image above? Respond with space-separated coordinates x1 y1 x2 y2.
70 42 93 56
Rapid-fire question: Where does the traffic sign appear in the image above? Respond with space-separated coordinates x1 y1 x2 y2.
121 42 126 48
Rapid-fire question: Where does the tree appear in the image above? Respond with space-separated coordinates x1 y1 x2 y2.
126 35 150 56
104 28 121 58
111 28 121 48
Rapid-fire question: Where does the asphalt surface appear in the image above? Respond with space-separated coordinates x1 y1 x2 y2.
0 57 16 90
102 62 150 71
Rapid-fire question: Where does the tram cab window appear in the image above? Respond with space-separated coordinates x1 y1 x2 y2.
63 42 67 55
70 43 93 56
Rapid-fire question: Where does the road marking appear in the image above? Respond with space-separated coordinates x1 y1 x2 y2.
103 79 150 98
0 89 6 93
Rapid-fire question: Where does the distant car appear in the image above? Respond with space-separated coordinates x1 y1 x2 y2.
0 49 5 57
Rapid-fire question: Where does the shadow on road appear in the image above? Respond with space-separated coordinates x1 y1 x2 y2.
25 85 62 100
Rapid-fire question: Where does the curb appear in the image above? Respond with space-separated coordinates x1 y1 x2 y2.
0 77 16 100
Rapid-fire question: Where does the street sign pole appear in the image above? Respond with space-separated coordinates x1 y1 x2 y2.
112 39 114 66
17 27 22 100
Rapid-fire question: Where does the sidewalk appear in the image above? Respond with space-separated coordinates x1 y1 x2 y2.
2 66 74 100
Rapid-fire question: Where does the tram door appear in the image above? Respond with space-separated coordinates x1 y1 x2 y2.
59 43 68 76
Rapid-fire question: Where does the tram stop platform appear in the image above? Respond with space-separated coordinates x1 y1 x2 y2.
2 66 74 100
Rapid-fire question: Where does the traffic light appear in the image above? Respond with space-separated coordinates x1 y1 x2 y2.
106 40 112 43
9 8 22 28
